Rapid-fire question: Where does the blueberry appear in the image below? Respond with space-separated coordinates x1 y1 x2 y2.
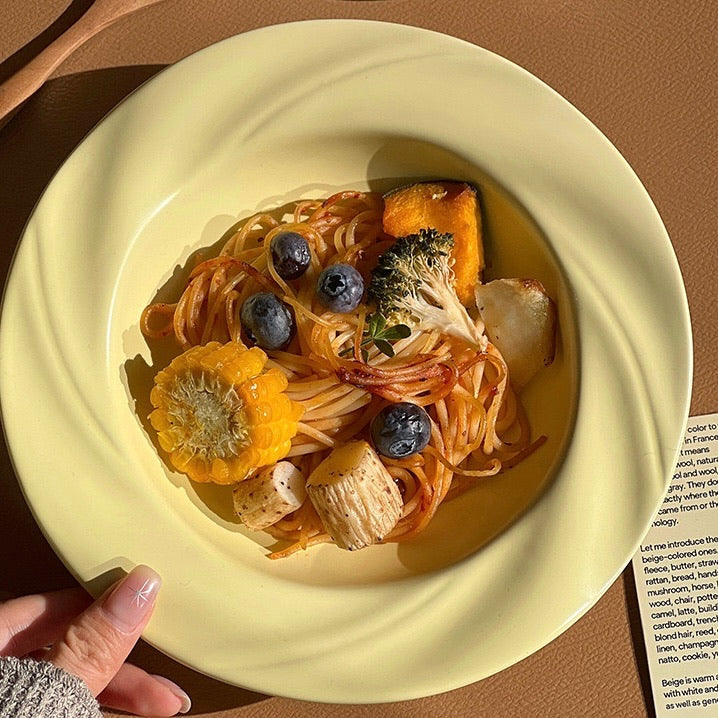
316 264 364 313
240 292 294 350
370 402 432 459
270 231 311 280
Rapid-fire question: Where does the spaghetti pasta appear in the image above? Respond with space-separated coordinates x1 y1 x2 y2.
141 188 544 558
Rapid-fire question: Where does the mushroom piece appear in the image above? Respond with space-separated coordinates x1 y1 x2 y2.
475 278 557 388
306 441 402 551
232 461 306 531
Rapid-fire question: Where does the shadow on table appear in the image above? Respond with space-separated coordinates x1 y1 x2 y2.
622 569 657 718
0 66 269 713
0 0 95 85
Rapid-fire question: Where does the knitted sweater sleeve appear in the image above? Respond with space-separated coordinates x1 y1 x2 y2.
0 656 102 718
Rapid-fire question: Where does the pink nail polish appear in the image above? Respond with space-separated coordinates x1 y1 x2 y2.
103 565 161 633
151 675 192 714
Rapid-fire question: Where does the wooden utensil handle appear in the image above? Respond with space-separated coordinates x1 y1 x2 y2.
0 0 157 120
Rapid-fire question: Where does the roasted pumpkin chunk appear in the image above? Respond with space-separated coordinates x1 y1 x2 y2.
382 181 482 305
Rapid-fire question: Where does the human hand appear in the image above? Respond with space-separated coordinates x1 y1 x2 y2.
0 565 191 716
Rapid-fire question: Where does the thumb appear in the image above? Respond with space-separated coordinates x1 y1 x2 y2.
45 565 161 696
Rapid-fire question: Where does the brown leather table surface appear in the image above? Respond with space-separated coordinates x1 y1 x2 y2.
1 1 715 716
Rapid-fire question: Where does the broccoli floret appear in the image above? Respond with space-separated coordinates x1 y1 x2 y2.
367 228 485 349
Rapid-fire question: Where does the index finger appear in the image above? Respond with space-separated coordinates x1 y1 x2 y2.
0 588 91 657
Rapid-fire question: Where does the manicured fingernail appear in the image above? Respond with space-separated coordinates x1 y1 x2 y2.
151 675 192 714
103 565 161 633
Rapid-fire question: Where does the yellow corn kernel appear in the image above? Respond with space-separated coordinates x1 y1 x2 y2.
250 424 274 451
149 341 303 485
258 394 294 425
219 346 266 385
210 457 230 482
149 409 171 431
238 369 289 404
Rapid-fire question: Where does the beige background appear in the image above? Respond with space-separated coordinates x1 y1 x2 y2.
1 1 716 716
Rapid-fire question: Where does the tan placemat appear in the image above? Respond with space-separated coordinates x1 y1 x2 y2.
1 1 715 716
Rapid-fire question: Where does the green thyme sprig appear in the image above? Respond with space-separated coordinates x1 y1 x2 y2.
340 313 412 361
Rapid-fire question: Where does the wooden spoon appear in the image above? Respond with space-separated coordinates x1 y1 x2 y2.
0 0 168 120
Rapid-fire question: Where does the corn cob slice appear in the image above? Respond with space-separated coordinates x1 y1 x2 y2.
306 441 402 551
149 341 303 484
232 461 306 530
